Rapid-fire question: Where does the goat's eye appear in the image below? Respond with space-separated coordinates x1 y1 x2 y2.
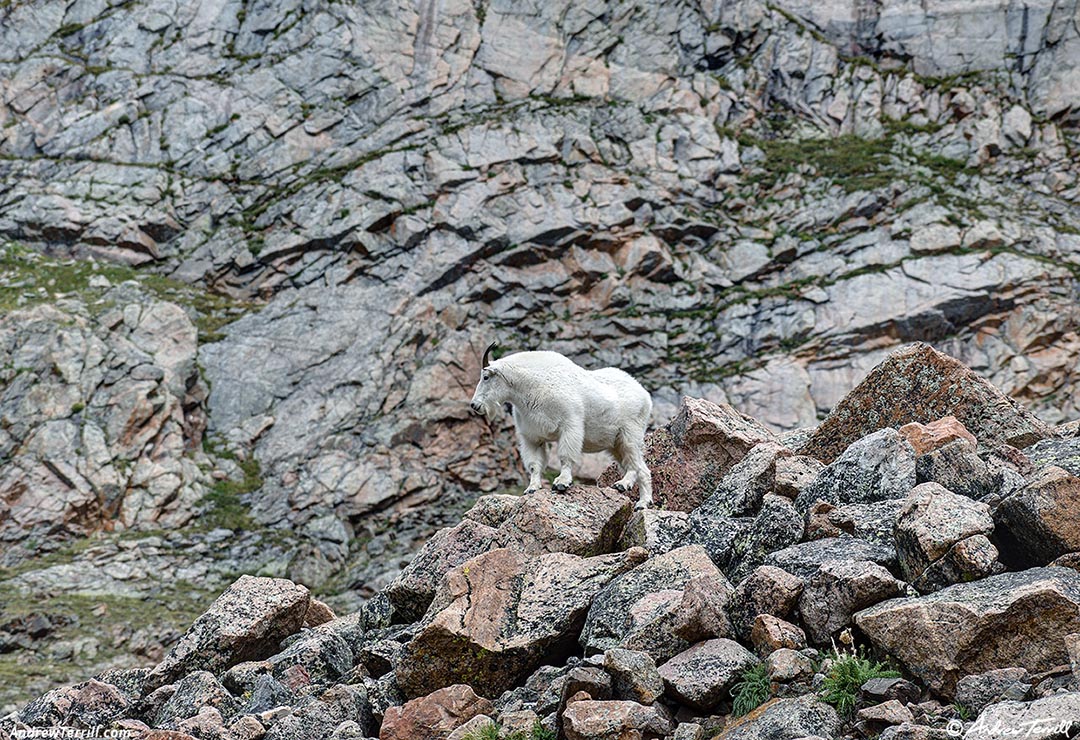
482 371 490 381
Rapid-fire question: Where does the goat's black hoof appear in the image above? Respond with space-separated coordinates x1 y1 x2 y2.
553 482 569 492
613 482 627 492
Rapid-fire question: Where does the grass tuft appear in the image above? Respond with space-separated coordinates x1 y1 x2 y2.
730 661 772 717
818 646 901 716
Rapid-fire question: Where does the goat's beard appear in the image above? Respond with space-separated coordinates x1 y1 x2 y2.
474 399 502 419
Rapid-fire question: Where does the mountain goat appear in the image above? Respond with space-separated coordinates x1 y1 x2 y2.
469 342 654 509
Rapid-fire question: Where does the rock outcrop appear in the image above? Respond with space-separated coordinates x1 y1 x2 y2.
6 344 1080 739
396 546 646 698
800 343 1055 463
856 567 1080 698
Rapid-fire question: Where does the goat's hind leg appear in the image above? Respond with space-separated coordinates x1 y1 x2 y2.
611 435 638 493
622 426 652 510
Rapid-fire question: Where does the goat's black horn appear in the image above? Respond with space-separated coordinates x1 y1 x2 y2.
482 341 498 368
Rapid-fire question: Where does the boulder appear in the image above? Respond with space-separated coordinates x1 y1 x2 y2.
580 545 733 661
728 566 804 641
463 494 520 527
603 649 664 705
599 397 776 511
379 685 494 740
799 343 1053 464
954 668 1032 714
798 560 904 644
656 638 759 711
805 499 904 545
147 576 310 690
618 509 691 555
726 494 804 580
855 567 1080 697
715 695 842 740
16 679 130 728
912 535 1003 594
496 485 633 557
995 466 1080 566
750 615 806 654
899 417 978 455
397 547 646 698
966 693 1080 740
264 684 374 739
795 428 916 513
761 536 897 580
773 455 825 499
765 648 814 682
895 482 999 591
562 699 673 740
1024 438 1080 477
385 519 498 622
915 440 1004 501
696 442 791 517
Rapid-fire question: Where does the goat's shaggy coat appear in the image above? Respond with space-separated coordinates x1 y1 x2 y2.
470 349 654 509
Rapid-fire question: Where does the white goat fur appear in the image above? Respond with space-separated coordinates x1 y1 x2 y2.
470 350 654 508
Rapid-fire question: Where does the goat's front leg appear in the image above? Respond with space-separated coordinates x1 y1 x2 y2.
553 422 583 492
518 435 546 495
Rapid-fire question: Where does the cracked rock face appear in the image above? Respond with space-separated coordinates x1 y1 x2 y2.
0 284 208 543
3 0 1079 567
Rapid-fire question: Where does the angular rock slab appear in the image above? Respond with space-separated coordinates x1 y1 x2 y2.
800 343 1053 464
147 575 310 690
385 518 498 623
580 545 734 661
716 695 842 740
562 699 673 740
598 397 776 511
396 547 646 698
895 482 997 590
966 693 1080 740
495 485 633 557
794 428 916 512
899 416 978 455
657 638 759 711
799 559 904 645
855 567 1080 698
1024 437 1080 477
995 465 1080 566
379 684 493 740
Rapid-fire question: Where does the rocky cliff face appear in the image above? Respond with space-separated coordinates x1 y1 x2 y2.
1 0 1079 712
